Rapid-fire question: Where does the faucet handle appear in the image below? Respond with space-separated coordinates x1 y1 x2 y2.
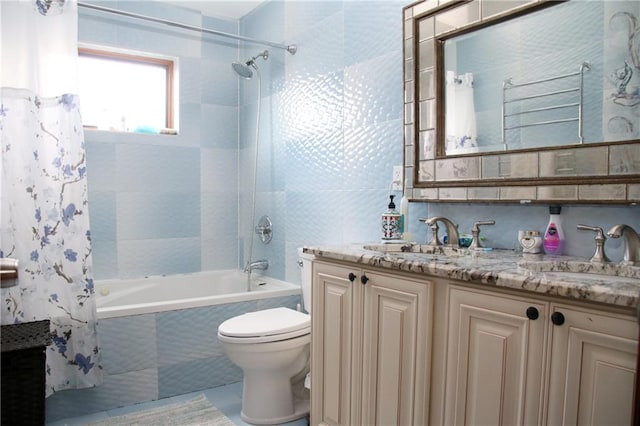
470 220 495 249
577 224 610 263
419 217 442 246
577 224 605 239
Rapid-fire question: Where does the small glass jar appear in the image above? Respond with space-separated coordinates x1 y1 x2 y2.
520 230 543 254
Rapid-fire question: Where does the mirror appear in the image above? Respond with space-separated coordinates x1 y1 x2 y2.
443 1 636 156
403 0 640 204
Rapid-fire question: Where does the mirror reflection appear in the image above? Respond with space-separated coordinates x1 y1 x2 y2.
442 1 640 156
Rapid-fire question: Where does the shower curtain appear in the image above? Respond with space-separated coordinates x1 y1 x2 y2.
445 71 478 153
0 0 102 396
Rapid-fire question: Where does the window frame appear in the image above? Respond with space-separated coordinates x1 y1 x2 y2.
78 47 175 131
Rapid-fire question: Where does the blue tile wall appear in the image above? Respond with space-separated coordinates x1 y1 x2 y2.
80 0 636 286
240 0 427 284
241 0 637 285
80 2 240 280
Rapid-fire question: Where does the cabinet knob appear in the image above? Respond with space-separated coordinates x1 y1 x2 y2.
526 306 539 320
360 274 369 285
348 273 356 282
551 311 565 326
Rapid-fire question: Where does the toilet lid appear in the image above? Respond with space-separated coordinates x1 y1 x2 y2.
218 307 310 338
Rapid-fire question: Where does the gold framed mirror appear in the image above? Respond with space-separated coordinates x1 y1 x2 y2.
403 0 640 204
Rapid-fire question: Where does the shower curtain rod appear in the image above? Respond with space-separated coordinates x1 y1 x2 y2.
77 2 297 55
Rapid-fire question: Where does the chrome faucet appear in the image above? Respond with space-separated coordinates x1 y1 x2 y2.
420 216 460 247
244 259 269 273
606 224 640 265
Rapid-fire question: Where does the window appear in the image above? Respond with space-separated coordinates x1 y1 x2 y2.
78 47 175 133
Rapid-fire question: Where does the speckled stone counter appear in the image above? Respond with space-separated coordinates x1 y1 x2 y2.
304 244 640 309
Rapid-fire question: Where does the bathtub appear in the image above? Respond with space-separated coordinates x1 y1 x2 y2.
95 269 302 319
47 270 303 422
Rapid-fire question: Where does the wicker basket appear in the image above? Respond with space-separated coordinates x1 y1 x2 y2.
1 320 51 426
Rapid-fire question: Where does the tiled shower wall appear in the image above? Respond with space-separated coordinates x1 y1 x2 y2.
242 0 637 268
237 1 429 284
81 1 241 280
82 0 637 282
82 0 428 284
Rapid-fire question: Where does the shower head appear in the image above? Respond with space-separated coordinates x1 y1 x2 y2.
232 50 269 79
232 62 254 79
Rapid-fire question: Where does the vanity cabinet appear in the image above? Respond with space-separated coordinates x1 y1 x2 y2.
545 304 637 425
310 257 638 426
310 261 433 426
444 284 638 426
444 286 547 425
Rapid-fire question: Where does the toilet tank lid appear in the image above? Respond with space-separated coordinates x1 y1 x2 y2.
218 307 310 338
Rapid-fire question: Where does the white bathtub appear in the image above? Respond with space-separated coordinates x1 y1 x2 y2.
95 270 301 319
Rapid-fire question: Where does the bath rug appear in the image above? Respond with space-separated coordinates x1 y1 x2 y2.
87 394 235 426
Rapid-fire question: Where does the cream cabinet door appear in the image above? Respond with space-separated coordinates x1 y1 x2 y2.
311 261 362 426
445 286 547 426
360 271 433 426
546 305 638 426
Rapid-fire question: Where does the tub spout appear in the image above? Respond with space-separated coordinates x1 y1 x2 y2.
244 259 269 273
606 224 640 265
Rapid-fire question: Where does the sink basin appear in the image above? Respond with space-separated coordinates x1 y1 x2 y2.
542 271 640 284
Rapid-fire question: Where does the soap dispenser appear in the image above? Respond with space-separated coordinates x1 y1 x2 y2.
381 195 401 241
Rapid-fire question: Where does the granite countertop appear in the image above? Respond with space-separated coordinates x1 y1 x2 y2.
304 244 640 309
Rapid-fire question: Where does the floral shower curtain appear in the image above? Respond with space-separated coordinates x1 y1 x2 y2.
445 71 478 153
0 0 102 395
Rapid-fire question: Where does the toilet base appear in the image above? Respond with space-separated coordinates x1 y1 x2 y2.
241 398 309 425
239 368 310 425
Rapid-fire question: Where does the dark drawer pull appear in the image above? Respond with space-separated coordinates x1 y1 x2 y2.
551 311 565 326
526 307 539 320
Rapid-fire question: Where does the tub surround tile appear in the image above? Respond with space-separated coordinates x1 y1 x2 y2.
156 307 226 366
201 192 238 239
158 356 242 399
115 144 200 193
255 295 301 311
201 58 239 107
91 240 119 280
305 245 640 308
201 236 239 270
117 237 201 278
88 191 117 241
117 192 201 240
85 141 117 192
200 106 239 149
98 315 158 375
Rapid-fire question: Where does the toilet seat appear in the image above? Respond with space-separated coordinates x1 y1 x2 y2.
218 307 310 344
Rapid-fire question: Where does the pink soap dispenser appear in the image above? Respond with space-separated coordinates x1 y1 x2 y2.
543 205 565 255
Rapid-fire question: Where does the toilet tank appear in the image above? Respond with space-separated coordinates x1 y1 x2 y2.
297 248 314 314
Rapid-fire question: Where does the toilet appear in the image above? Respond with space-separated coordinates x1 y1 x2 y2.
217 249 313 425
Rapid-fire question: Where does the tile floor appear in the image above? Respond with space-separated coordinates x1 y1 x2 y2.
46 382 309 426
